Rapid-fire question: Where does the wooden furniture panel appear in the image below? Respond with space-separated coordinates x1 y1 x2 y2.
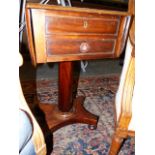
26 3 131 64
46 36 115 55
31 9 46 63
45 15 119 34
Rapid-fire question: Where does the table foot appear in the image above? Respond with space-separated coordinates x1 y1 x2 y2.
88 125 97 130
39 96 98 132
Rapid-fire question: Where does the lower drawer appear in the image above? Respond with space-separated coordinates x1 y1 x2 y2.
46 35 115 56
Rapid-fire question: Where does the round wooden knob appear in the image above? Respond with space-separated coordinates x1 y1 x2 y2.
80 42 90 53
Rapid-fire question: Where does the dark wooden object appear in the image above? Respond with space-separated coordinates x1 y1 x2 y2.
58 61 73 112
25 3 131 132
39 96 98 132
26 3 131 65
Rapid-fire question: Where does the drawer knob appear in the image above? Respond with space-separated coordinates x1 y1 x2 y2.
80 42 90 53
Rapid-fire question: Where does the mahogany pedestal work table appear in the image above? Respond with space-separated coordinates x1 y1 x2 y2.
25 3 131 132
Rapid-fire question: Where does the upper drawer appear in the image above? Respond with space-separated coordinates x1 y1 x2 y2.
45 15 119 34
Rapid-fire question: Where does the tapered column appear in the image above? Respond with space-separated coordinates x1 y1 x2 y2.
58 61 74 112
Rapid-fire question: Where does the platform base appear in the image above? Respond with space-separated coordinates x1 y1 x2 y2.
39 96 98 132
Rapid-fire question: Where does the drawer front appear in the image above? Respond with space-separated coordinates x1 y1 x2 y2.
46 35 115 56
45 15 119 34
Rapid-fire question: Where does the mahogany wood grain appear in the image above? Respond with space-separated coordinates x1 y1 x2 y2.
31 9 47 63
46 36 115 55
39 96 98 132
45 15 119 34
46 52 114 62
114 16 131 57
58 62 73 112
25 3 132 64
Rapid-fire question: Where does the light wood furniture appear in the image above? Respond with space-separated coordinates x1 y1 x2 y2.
109 0 135 154
25 3 131 132
109 39 135 155
19 54 47 155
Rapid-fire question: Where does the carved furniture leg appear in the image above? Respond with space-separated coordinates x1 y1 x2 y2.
39 61 98 132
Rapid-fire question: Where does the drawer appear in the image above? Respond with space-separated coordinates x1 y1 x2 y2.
45 15 119 34
46 35 115 56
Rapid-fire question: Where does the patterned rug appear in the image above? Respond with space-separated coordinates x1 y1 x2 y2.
21 75 135 155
